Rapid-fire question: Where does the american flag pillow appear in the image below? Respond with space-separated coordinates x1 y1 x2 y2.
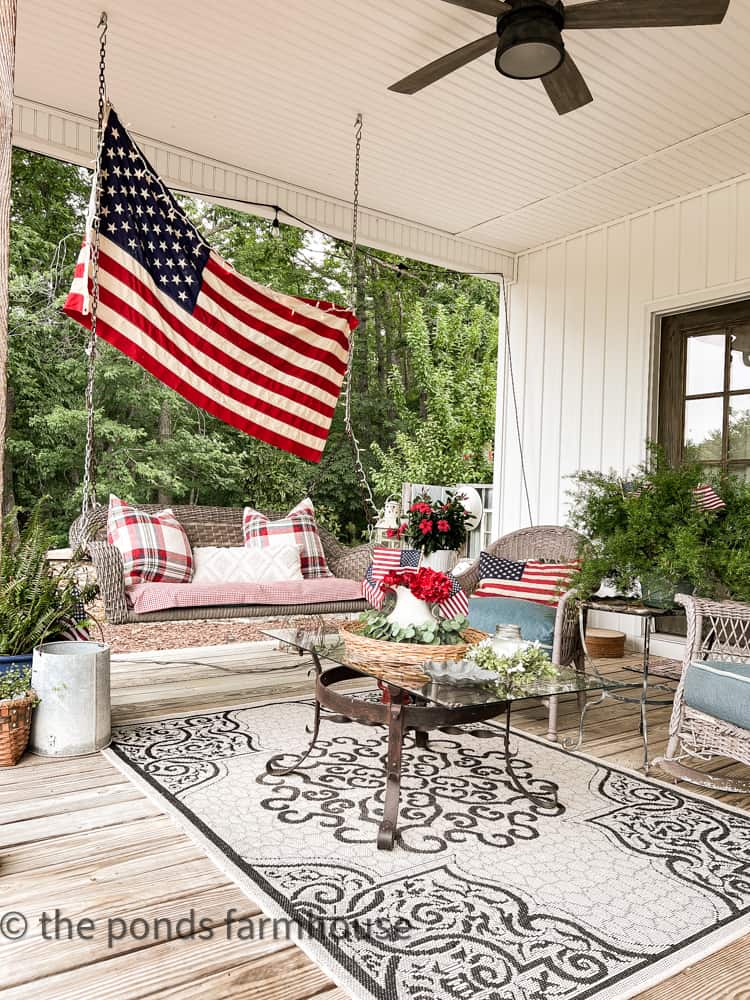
475 552 578 606
243 498 332 579
107 495 194 586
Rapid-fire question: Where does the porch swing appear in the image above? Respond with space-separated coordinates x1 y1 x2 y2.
67 15 377 626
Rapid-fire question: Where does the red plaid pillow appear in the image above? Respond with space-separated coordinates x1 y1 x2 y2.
242 498 332 579
107 495 194 586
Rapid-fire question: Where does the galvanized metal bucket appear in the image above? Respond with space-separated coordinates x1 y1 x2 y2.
30 641 111 757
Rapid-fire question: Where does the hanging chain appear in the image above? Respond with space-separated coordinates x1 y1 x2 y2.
81 12 108 515
344 113 378 527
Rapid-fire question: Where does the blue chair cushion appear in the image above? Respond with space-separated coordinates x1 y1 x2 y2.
468 596 556 648
684 659 750 732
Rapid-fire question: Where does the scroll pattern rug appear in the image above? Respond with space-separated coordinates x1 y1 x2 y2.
108 695 750 1000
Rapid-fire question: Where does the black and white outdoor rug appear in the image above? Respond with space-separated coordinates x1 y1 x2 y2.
108 695 750 1000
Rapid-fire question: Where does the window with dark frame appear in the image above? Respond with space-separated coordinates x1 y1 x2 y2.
658 301 750 482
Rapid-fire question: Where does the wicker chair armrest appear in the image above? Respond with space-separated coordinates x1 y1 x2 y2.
88 541 129 624
457 557 481 596
330 541 375 581
554 589 583 668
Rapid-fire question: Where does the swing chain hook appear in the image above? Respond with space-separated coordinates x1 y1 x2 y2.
81 11 108 515
344 113 378 528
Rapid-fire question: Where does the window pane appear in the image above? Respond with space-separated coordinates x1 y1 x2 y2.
730 324 750 391
686 334 726 396
684 397 724 461
728 464 750 483
729 394 750 459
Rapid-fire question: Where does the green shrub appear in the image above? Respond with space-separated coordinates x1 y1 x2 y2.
0 503 96 655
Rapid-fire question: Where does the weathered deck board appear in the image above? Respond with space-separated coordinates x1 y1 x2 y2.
1 644 748 999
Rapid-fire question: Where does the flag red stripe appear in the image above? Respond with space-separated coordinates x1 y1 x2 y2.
199 272 348 378
95 318 323 462
99 250 339 417
205 254 354 352
97 281 330 441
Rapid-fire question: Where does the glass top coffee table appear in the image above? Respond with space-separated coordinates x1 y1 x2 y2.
262 628 632 850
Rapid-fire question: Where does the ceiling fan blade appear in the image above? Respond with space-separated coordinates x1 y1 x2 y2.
438 0 511 16
541 52 593 115
389 32 498 94
565 0 730 30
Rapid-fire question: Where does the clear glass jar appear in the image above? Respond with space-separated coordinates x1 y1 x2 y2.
491 623 530 658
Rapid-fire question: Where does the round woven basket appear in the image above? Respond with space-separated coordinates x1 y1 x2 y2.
339 621 487 685
0 690 36 767
585 628 626 659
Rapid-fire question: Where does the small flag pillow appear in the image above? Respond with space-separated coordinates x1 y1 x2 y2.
107 495 194 587
475 552 578 606
242 497 332 579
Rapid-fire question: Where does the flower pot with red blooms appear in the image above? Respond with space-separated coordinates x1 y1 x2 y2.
381 567 455 630
406 491 470 562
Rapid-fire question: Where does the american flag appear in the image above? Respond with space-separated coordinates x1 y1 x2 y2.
362 547 468 620
59 587 91 642
474 555 578 606
64 105 357 463
362 548 420 609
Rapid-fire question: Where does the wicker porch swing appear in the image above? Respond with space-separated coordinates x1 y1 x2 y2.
68 14 376 625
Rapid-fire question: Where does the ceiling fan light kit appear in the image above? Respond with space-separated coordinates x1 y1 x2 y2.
495 1 565 80
389 0 731 114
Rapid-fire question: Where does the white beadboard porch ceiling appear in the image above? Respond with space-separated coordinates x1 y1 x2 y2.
12 0 750 259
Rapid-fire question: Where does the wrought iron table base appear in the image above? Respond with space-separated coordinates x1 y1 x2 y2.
266 652 558 849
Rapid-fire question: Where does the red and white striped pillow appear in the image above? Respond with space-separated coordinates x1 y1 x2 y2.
242 498 332 579
475 555 578 606
107 495 194 587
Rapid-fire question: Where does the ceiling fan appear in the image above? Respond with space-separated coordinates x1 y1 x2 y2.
389 0 731 114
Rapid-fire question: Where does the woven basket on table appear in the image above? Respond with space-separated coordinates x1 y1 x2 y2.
339 621 487 686
0 690 36 767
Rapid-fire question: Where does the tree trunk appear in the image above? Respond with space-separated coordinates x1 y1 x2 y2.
2 379 14 517
0 0 17 541
156 397 173 506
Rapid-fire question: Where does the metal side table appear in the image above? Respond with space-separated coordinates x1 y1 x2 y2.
566 598 684 770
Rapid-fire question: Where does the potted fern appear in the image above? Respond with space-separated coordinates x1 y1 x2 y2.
0 505 95 675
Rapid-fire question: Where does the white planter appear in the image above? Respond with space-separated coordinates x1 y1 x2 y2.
30 641 111 757
421 549 458 574
386 587 435 629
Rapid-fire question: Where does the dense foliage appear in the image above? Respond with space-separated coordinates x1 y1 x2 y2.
0 503 95 655
567 446 750 602
8 150 498 544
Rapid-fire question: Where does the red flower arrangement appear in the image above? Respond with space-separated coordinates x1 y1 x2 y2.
405 491 470 555
382 567 453 604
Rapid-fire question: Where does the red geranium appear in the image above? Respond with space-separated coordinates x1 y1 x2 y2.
409 567 452 603
437 519 450 532
405 491 470 555
419 519 433 534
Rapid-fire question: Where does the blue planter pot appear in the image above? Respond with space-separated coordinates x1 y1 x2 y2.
0 652 33 676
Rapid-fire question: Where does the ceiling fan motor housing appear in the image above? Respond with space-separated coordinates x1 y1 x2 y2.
496 0 566 80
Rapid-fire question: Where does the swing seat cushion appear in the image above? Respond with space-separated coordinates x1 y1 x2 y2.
107 495 194 586
243 498 332 579
126 577 364 615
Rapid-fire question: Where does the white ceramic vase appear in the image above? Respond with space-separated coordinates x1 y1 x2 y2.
386 586 435 629
421 549 458 574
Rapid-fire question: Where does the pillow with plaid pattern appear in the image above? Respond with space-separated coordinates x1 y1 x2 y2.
242 497 332 579
107 495 194 586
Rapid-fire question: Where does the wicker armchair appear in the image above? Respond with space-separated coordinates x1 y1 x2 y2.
654 594 750 792
70 503 373 625
459 525 586 741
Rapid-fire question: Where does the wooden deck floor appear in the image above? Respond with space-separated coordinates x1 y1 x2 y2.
2 641 749 999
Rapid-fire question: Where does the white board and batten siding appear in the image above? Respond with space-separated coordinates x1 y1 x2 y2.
492 173 750 649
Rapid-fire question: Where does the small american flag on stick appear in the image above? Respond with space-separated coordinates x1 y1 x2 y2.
64 106 357 463
626 481 726 512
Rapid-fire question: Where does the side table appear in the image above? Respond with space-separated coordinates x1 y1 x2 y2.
567 598 684 770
